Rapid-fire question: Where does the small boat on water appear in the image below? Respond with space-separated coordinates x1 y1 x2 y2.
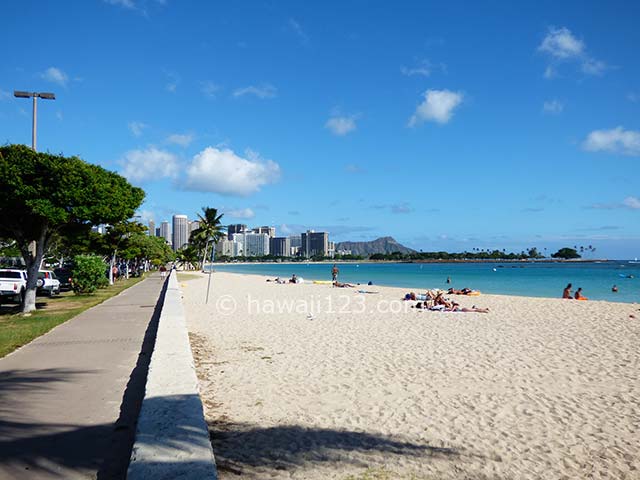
629 257 640 264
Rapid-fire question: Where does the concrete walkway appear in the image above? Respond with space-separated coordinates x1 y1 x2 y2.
0 274 167 480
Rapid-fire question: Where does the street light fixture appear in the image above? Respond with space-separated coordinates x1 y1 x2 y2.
14 90 56 151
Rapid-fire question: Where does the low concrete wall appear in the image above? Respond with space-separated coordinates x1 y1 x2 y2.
128 271 217 479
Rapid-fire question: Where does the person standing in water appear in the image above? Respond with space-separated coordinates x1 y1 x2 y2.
562 283 573 299
332 264 339 283
446 276 451 284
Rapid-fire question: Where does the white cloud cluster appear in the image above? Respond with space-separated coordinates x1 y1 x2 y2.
128 121 148 137
401 59 431 77
623 196 640 209
542 99 564 114
409 89 463 126
41 67 69 87
184 147 280 196
233 84 277 99
289 18 309 44
166 133 194 146
539 27 584 59
223 207 256 219
104 0 135 8
201 81 220 99
538 26 606 77
326 116 357 136
120 147 179 183
582 127 640 156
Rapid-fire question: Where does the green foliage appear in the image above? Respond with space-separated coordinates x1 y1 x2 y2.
551 247 581 259
72 255 108 293
0 145 145 311
189 207 226 266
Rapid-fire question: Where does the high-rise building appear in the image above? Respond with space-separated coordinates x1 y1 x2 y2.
289 235 302 248
301 230 329 258
227 224 247 239
172 215 189 251
159 221 171 247
215 238 243 257
148 220 155 237
234 232 269 256
155 227 161 237
253 226 275 237
269 237 291 257
189 220 200 234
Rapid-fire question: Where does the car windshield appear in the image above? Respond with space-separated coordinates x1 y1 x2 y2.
0 271 22 279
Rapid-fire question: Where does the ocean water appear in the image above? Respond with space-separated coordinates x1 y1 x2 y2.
210 261 640 304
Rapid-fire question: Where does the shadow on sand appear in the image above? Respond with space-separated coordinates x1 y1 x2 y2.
207 418 463 476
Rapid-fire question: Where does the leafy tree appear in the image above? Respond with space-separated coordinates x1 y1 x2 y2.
189 207 226 268
72 254 108 293
176 244 200 270
551 247 581 260
94 221 147 283
0 145 144 312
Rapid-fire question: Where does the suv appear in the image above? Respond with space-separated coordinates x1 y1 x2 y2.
54 267 73 291
0 269 28 303
37 270 61 296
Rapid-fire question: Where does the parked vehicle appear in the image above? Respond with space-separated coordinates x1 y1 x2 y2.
54 267 73 291
0 269 28 303
37 270 61 296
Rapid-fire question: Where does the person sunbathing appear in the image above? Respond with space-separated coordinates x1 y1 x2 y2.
447 287 473 295
333 281 354 288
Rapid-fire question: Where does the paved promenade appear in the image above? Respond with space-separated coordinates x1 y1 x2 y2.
0 274 167 480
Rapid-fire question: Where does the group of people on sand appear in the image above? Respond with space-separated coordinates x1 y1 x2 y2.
403 290 489 313
562 283 588 300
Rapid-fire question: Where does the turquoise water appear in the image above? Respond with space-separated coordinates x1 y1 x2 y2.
210 261 640 303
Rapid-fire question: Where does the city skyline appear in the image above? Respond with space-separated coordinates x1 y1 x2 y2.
1 2 639 258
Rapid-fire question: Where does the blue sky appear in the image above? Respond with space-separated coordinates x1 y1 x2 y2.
1 1 639 258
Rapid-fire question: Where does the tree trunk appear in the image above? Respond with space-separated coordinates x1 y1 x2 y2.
20 228 48 313
109 250 117 285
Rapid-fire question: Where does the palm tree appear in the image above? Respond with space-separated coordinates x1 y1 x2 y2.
189 207 226 269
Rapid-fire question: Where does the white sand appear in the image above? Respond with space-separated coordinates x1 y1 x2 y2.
181 271 640 480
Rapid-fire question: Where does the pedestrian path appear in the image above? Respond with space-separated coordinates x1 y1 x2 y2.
0 274 166 480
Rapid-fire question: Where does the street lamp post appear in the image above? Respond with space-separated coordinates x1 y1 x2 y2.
14 91 56 151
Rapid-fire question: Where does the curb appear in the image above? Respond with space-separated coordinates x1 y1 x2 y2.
127 270 217 479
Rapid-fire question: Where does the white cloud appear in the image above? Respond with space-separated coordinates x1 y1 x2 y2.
326 116 357 136
120 147 179 182
223 207 256 219
582 127 640 156
538 26 607 78
201 81 220 99
41 67 69 87
164 71 180 93
539 27 584 59
581 58 607 76
166 133 194 146
104 0 136 8
542 99 564 114
401 60 431 77
128 121 148 137
184 147 280 196
233 84 277 99
289 18 309 44
543 65 557 79
623 196 640 209
409 89 463 126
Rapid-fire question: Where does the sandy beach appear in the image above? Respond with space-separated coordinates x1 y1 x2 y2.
181 271 640 479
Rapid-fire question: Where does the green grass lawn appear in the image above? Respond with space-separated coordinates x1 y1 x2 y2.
177 272 202 282
0 275 146 358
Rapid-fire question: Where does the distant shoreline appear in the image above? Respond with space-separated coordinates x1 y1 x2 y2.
209 258 611 266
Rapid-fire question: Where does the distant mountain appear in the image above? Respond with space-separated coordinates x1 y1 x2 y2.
335 236 415 256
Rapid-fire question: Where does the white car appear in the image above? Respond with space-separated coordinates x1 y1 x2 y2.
37 270 61 296
0 269 27 303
